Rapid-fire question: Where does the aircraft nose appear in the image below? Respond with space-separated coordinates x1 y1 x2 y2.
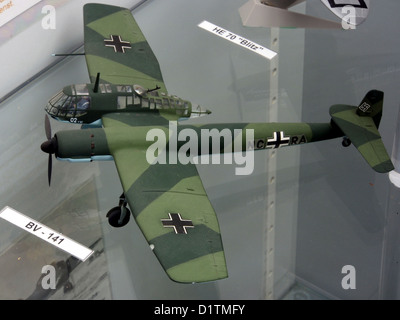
41 138 57 154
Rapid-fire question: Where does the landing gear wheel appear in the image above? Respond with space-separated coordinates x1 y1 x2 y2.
342 137 351 147
106 206 131 228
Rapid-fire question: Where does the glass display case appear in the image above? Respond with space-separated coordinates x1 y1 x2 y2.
0 0 399 300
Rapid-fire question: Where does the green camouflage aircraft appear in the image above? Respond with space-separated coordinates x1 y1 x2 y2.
40 3 393 283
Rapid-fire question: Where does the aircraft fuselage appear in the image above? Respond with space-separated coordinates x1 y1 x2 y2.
45 83 209 125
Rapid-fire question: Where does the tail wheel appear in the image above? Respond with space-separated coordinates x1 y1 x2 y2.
106 206 131 228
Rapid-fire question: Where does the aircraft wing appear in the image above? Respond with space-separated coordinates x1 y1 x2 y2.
330 105 394 173
102 114 228 283
83 3 167 92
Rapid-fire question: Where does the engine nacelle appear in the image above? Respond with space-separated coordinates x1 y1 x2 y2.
55 128 112 162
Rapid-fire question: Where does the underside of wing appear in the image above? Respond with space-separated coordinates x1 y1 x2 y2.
83 3 167 92
330 105 394 173
103 121 227 283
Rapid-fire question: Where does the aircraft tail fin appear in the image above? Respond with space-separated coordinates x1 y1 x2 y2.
356 89 384 128
330 90 394 173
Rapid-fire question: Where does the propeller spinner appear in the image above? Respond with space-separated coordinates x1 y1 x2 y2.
41 115 58 185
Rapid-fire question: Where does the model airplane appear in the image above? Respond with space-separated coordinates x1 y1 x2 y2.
239 0 370 29
26 239 102 300
40 3 392 283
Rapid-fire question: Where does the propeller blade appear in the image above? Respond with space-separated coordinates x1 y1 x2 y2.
48 153 52 186
44 115 53 186
45 115 51 140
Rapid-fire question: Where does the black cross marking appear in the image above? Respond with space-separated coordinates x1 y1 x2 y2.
327 0 367 9
267 131 290 149
104 35 132 53
161 213 194 234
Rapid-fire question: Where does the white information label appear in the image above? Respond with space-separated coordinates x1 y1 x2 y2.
0 206 94 261
198 20 277 60
0 0 42 28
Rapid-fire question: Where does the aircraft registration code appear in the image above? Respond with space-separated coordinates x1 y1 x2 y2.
198 20 277 60
0 206 94 261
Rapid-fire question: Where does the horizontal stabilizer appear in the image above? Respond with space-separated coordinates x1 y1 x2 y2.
330 91 394 173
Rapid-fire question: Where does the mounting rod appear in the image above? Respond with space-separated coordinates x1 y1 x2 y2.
51 53 86 56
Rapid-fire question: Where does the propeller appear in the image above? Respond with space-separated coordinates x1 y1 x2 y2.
40 115 57 186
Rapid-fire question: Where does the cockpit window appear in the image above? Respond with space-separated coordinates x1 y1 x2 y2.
99 84 112 94
76 96 90 116
129 84 192 117
73 84 89 96
117 85 133 93
46 89 90 118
